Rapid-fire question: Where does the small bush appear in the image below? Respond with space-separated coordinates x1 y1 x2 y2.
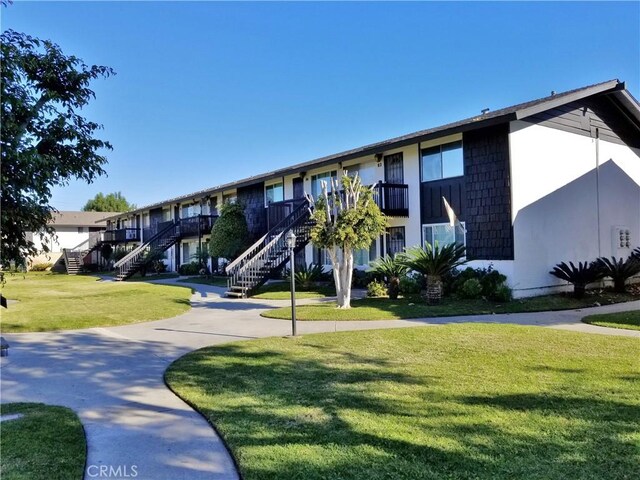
352 269 382 288
459 278 483 299
286 263 327 290
493 283 513 302
178 262 201 276
30 262 52 271
367 279 387 297
399 274 422 295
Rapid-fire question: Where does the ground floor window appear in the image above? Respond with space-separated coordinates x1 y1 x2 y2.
314 240 377 267
386 227 406 257
422 222 465 247
182 243 191 264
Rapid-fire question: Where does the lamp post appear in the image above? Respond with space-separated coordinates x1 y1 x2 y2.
286 230 297 336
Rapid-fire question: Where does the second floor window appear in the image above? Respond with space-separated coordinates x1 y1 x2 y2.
311 170 337 199
421 141 463 182
265 183 284 204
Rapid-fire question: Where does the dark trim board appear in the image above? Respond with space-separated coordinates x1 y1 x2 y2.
521 94 640 148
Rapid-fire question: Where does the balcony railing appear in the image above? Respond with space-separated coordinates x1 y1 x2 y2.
266 199 307 230
373 182 409 217
179 214 218 237
102 228 141 243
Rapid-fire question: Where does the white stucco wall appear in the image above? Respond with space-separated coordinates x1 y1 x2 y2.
508 121 640 296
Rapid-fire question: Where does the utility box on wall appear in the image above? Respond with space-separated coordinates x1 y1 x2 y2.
611 226 632 258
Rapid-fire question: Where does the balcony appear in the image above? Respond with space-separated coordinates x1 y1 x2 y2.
179 215 219 237
373 182 409 217
102 228 141 243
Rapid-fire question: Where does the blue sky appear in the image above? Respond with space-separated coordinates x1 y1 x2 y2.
3 1 639 210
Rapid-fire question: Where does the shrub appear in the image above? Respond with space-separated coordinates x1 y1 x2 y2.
367 279 387 297
493 283 513 303
178 262 201 276
549 261 603 298
370 255 409 300
480 269 507 298
30 262 52 271
595 255 640 293
459 278 483 299
399 274 422 295
286 263 327 290
209 202 249 260
400 242 467 304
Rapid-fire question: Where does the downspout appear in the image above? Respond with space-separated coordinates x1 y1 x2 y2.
595 128 602 257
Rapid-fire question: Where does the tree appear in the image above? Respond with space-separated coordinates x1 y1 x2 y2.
1 30 114 262
208 202 249 261
82 192 135 212
308 173 387 309
400 242 467 304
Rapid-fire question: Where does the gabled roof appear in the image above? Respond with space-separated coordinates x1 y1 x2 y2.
50 211 120 227
109 78 638 219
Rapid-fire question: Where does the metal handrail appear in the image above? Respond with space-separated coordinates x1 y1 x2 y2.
226 199 310 273
114 220 177 269
227 200 312 295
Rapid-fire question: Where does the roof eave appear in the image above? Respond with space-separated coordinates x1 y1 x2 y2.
514 79 622 120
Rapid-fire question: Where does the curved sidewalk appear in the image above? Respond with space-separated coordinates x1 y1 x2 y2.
1 280 638 480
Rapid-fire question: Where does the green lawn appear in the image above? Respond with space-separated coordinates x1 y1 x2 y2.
177 275 229 287
262 291 638 321
582 310 640 331
0 272 192 332
252 282 336 300
0 403 86 480
166 324 640 480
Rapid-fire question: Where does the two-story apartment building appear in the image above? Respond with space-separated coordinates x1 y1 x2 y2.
103 79 640 297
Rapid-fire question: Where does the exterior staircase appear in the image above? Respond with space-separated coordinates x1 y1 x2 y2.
62 233 102 275
225 199 313 298
113 220 182 281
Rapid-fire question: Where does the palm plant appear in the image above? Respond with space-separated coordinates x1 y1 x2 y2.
400 242 467 304
549 261 602 298
370 255 409 299
594 255 640 293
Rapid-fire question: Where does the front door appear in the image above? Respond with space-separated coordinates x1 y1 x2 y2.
384 152 404 184
293 177 304 199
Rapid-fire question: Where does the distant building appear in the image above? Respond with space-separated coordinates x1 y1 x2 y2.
27 211 119 269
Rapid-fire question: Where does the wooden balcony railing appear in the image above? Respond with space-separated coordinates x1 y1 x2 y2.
179 215 218 237
372 182 409 217
102 228 141 243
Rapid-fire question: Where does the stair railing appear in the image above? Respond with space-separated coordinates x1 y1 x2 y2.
227 200 312 294
113 219 180 279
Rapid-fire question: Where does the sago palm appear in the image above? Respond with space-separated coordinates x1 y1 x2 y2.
400 242 467 304
549 261 602 298
370 255 409 299
594 255 640 293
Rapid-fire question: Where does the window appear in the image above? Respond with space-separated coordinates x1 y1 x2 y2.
422 222 465 247
223 194 237 204
421 141 463 182
354 241 377 266
181 204 200 218
182 243 190 264
386 227 406 256
314 240 377 266
265 183 284 204
311 170 337 199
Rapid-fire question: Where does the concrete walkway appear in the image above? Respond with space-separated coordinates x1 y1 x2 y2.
1 280 638 480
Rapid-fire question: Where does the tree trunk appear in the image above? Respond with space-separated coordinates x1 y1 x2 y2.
426 274 442 305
